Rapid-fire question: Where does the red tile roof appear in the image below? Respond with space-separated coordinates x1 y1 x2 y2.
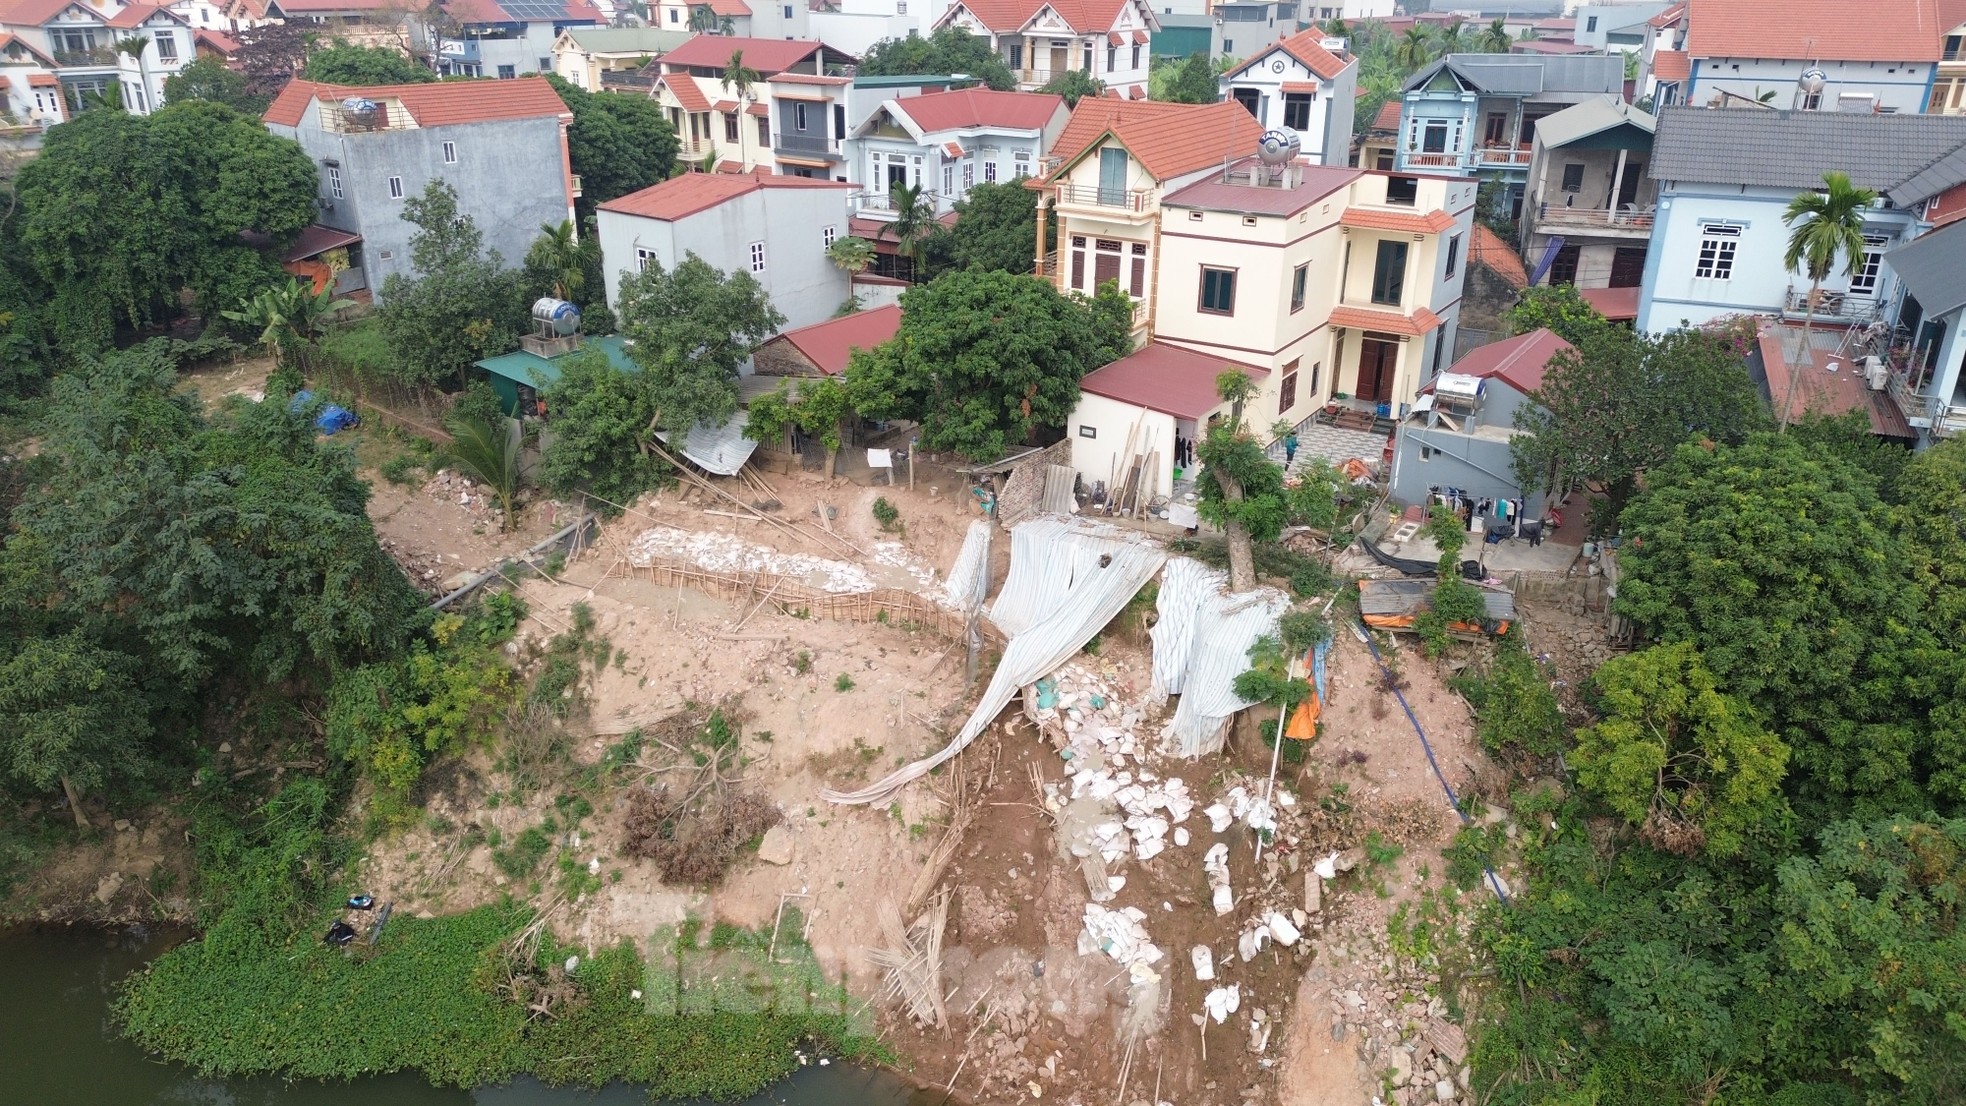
28 72 58 87
891 87 1065 133
939 0 1132 35
1648 2 1686 27
1080 341 1268 419
764 304 903 376
0 0 85 24
1687 0 1943 62
264 76 570 127
1370 100 1402 133
283 224 363 264
944 141 965 157
660 35 825 74
1328 304 1443 337
1341 207 1457 234
659 74 711 113
1577 286 1639 322
444 0 604 23
1225 28 1351 82
266 0 403 12
1757 321 1915 437
195 28 242 54
1651 48 1689 81
1046 98 1263 182
598 172 850 220
1469 224 1527 288
1438 328 1571 397
105 3 181 28
0 31 57 66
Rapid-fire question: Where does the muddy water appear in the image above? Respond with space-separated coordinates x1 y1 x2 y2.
1 925 938 1106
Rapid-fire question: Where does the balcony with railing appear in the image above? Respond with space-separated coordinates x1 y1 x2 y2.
1889 365 1966 436
54 45 118 69
773 132 840 160
853 188 944 215
1782 286 1881 324
1051 182 1154 216
320 99 421 133
1473 144 1532 168
1535 201 1655 233
1402 149 1463 169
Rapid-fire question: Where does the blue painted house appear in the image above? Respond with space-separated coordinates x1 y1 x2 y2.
1394 53 1625 220
1635 106 1966 334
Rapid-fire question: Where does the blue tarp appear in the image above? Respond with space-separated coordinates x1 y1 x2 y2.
290 390 360 435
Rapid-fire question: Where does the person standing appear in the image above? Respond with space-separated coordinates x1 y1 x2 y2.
1283 432 1299 467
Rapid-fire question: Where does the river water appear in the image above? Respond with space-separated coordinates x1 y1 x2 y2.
2 925 939 1106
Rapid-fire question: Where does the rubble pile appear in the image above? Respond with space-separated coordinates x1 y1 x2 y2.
628 526 882 593
1035 663 1197 878
424 469 496 517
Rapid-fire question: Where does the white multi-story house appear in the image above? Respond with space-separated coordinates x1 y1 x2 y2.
653 34 859 176
845 86 1069 217
431 0 605 80
1570 2 1672 54
648 0 810 39
1218 28 1358 167
595 172 855 329
1648 0 1941 114
0 31 63 125
933 0 1159 101
0 0 185 116
1635 106 1966 333
549 26 689 92
1304 1 1392 20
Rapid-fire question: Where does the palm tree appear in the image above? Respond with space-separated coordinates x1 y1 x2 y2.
1396 27 1434 71
221 279 355 367
1779 170 1878 429
880 180 936 280
115 36 150 112
826 234 876 276
722 50 760 101
1477 18 1512 53
530 220 588 301
688 4 718 33
440 415 523 530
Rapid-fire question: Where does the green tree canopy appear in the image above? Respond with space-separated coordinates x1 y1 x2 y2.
1572 642 1790 858
1510 327 1766 523
1151 53 1220 103
544 75 679 212
1039 68 1105 107
301 42 435 85
162 54 267 115
846 270 1119 460
615 252 784 435
378 181 527 391
1194 370 1286 591
743 375 852 477
1616 433 1946 815
14 103 316 348
538 346 668 507
946 180 1045 274
857 29 1016 91
1503 283 1615 346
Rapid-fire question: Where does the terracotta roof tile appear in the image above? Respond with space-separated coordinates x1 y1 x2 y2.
1341 207 1456 234
1648 2 1685 27
195 28 242 53
598 172 850 220
1280 81 1319 94
0 0 80 24
763 304 903 376
263 76 570 128
1370 100 1401 132
1577 286 1639 321
1469 224 1527 288
659 74 711 113
1329 304 1443 336
938 0 1132 35
1687 0 1943 62
713 99 739 112
105 3 181 28
1079 341 1268 419
944 141 965 157
1651 48 1689 81
1439 328 1570 396
28 71 58 86
0 31 57 66
1046 98 1263 182
660 34 826 74
890 87 1065 133
1226 29 1352 82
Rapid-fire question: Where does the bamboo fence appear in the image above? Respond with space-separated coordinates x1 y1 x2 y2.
611 558 1004 646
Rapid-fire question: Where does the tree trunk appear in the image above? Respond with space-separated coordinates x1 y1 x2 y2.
823 447 838 481
60 774 90 831
1213 467 1256 591
1778 279 1819 431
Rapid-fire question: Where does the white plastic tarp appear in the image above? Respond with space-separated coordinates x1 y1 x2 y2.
824 516 1165 805
1156 571 1291 758
943 519 992 611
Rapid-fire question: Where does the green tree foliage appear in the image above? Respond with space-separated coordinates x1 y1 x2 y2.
544 75 678 212
1572 643 1790 858
615 252 784 434
1414 508 1486 653
1151 53 1220 103
378 181 526 391
1448 630 1567 759
845 270 1112 460
1040 68 1105 107
14 103 316 347
1617 434 1943 814
301 42 434 85
946 179 1045 274
538 347 669 508
0 632 152 827
1503 283 1614 346
162 54 267 115
857 28 1016 91
440 415 523 530
743 376 852 478
1510 327 1766 523
220 278 354 366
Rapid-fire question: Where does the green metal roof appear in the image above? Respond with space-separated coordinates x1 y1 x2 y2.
475 335 635 391
561 27 691 55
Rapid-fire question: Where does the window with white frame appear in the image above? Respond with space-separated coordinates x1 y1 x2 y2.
388 175 404 199
1848 234 1890 295
635 246 657 271
442 140 457 164
963 162 973 189
794 102 807 130
153 30 178 62
326 164 343 199
749 241 766 273
822 225 837 247
943 163 954 195
1694 224 1740 279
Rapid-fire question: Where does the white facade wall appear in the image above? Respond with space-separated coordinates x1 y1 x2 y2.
597 186 854 330
116 14 195 114
1688 57 1935 115
940 0 1155 95
1220 55 1358 166
1637 184 1915 332
1067 391 1177 499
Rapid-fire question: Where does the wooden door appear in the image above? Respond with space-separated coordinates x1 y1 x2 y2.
1357 339 1398 403
1094 251 1121 292
1049 47 1068 77
1609 247 1645 288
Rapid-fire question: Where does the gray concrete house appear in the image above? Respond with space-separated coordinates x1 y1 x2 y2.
263 76 575 303
1387 328 1571 520
1518 96 1655 290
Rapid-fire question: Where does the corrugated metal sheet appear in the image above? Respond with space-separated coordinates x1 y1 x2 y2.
1160 584 1292 758
1039 464 1078 517
943 519 992 611
825 518 1166 806
1147 557 1221 707
655 412 758 476
1358 577 1515 621
989 516 1149 636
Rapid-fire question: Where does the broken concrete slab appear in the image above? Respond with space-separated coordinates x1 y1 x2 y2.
757 825 795 865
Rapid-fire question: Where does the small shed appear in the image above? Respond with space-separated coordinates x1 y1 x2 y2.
473 335 636 415
1068 342 1268 502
